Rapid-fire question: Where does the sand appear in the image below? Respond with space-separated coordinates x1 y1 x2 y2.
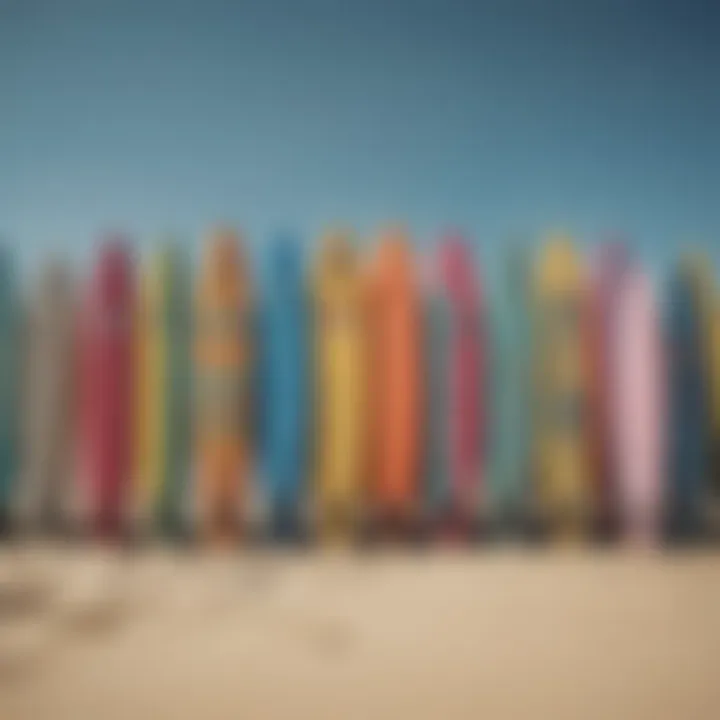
1 546 719 719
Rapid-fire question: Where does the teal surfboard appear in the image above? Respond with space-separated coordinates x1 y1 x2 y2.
0 250 21 535
666 262 710 540
488 247 533 531
422 264 452 526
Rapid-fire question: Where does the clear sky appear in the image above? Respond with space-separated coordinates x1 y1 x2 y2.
1 0 718 275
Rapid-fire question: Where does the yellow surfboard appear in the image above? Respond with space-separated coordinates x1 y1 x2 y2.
194 229 253 545
533 235 591 539
133 254 158 531
680 254 718 420
312 230 368 543
133 245 191 536
680 253 720 524
712 297 720 523
711 305 720 442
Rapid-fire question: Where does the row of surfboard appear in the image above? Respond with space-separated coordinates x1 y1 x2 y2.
1 228 719 545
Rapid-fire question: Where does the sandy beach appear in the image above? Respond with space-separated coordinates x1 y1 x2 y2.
1 547 719 719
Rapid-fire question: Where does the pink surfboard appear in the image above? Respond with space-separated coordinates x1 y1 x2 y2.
611 269 665 544
78 239 134 539
438 236 484 529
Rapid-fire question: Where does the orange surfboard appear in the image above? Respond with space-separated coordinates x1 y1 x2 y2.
367 229 423 532
194 229 253 544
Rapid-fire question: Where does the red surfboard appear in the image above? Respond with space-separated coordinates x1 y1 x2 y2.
438 235 484 533
78 239 134 539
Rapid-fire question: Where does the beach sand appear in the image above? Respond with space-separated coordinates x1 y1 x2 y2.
1 546 719 719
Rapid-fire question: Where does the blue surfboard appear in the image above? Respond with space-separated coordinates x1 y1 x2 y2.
666 265 710 540
260 234 310 539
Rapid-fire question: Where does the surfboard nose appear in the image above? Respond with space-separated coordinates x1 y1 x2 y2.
438 235 477 301
319 229 357 272
95 237 133 302
269 233 303 288
203 228 245 285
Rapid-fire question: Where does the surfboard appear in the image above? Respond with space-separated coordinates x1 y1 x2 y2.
79 239 134 539
679 254 720 536
421 254 451 530
261 233 309 540
133 254 154 533
160 247 193 537
0 250 21 536
367 229 423 535
612 268 665 545
586 243 629 536
194 229 253 545
312 230 367 543
18 261 76 535
487 246 533 532
710 297 720 533
134 244 191 538
435 235 483 535
666 259 711 539
533 236 591 539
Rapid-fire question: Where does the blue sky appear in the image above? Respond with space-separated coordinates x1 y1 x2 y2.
1 0 718 275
